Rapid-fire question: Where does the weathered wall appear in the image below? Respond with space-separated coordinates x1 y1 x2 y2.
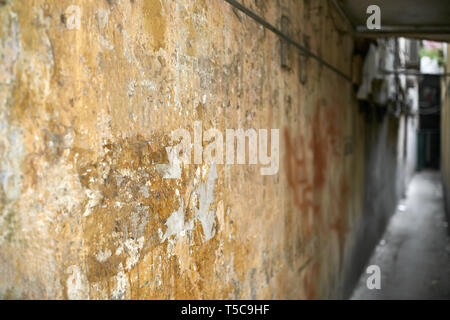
0 0 412 299
442 45 450 224
342 108 417 297
341 109 397 297
341 36 420 297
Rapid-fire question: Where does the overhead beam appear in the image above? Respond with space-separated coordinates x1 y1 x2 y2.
355 25 450 34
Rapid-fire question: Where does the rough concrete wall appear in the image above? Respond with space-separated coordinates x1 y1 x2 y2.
402 113 419 188
399 74 419 192
340 35 420 297
442 46 450 223
341 108 402 297
0 0 404 299
342 94 419 297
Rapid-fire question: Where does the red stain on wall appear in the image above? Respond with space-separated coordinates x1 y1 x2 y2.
330 180 350 270
284 99 344 228
303 261 320 299
284 128 319 241
310 113 327 190
285 96 351 294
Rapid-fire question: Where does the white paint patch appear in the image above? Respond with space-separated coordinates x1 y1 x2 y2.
66 265 89 300
0 123 23 202
83 188 102 217
124 236 145 270
97 109 113 152
95 9 110 29
139 185 150 198
195 163 218 242
127 80 137 97
160 163 219 244
112 263 127 300
140 79 157 91
98 34 114 51
161 200 193 242
0 12 20 85
96 249 112 262
156 146 182 179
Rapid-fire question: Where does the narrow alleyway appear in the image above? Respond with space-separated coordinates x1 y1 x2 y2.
352 171 450 299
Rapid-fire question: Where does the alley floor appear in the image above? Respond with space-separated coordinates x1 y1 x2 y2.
351 171 450 299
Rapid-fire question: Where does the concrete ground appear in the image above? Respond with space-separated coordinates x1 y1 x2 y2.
351 170 450 299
